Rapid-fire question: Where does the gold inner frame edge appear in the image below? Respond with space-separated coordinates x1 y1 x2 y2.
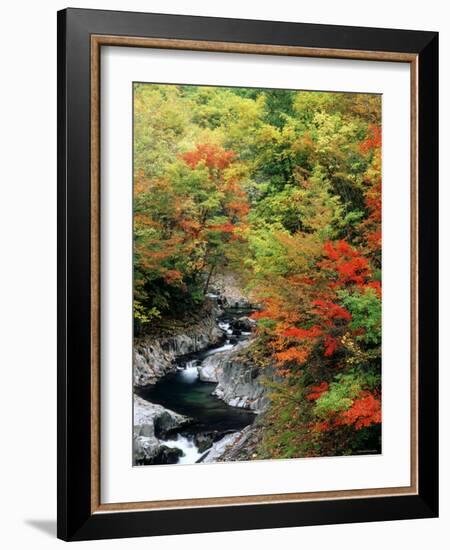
90 34 419 514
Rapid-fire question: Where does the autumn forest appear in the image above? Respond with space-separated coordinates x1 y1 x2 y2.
133 83 382 465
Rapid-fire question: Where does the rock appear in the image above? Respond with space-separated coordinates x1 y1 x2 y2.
193 433 214 453
231 316 255 333
198 352 226 382
156 446 184 464
134 395 190 437
200 340 272 412
134 435 161 464
133 395 190 464
134 441 184 465
193 430 224 453
216 425 263 462
134 307 223 387
134 341 175 387
154 410 188 437
213 361 270 411
199 340 272 412
209 272 252 308
200 432 242 463
197 425 263 464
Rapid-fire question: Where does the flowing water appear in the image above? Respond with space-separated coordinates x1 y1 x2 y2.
137 307 256 464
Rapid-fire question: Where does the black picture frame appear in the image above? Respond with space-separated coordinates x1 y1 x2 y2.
57 7 438 541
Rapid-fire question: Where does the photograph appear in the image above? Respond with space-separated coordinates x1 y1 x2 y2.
132 83 383 466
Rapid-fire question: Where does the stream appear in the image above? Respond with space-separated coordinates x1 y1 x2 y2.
136 307 257 464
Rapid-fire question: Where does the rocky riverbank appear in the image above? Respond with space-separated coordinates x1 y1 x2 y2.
133 291 272 465
134 395 191 465
201 423 263 463
209 272 254 308
199 339 271 411
134 303 223 387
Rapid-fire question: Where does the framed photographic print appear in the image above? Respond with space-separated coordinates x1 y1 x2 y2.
57 8 438 541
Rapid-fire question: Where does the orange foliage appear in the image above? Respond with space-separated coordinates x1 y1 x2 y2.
366 280 382 297
207 221 236 233
251 297 300 325
178 218 202 236
313 421 330 433
337 392 381 429
359 124 382 154
318 240 372 286
181 143 236 170
275 347 310 366
306 381 329 401
312 300 352 322
163 269 183 285
323 334 339 356
282 325 323 339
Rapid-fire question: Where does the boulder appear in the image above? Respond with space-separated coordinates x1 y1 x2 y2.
200 341 271 412
134 306 223 387
134 435 160 464
156 446 184 465
134 395 190 437
198 352 226 382
193 431 223 453
134 440 184 465
208 272 253 309
134 341 174 387
200 432 242 463
193 433 214 454
230 316 255 333
133 395 191 465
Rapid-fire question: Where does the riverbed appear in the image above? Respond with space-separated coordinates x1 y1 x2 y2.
135 307 257 464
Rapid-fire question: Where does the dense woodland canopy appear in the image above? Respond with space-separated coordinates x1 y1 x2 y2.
133 83 382 458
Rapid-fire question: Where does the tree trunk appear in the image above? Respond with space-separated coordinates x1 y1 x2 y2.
203 264 216 295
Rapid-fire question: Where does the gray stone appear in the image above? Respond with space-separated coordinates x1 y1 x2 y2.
208 272 251 307
133 395 191 464
134 395 189 437
216 425 262 462
134 309 223 387
231 316 255 332
198 352 226 382
156 446 184 464
134 435 160 463
198 340 272 412
193 432 216 453
201 432 242 463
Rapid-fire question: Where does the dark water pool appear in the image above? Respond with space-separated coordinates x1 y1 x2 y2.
137 368 256 433
136 307 258 464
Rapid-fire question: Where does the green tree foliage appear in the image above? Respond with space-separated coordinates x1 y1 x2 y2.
339 288 381 345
